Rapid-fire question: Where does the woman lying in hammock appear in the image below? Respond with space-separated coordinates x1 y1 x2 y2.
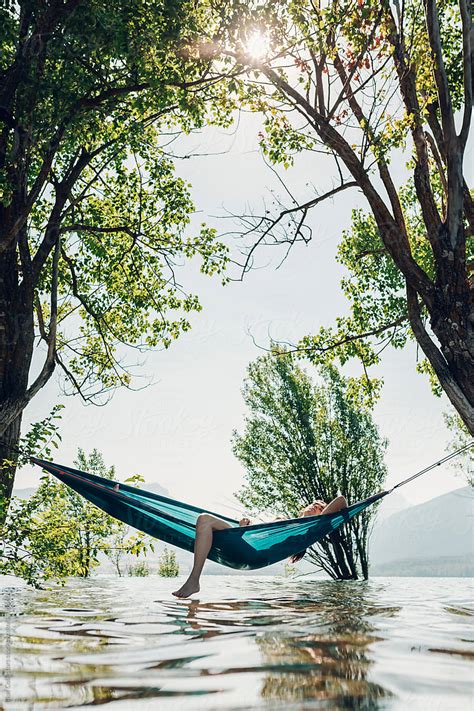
172 494 348 598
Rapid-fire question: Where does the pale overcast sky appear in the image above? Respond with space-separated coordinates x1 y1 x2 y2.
15 113 472 512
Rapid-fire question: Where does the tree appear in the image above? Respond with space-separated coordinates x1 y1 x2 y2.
0 0 234 522
103 471 156 576
444 410 474 486
69 449 153 577
158 546 180 577
233 350 387 580
0 446 152 586
208 0 473 432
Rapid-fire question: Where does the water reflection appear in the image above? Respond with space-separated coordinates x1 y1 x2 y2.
1 576 472 709
255 582 392 708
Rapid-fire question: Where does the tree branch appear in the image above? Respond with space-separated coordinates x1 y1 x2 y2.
424 0 457 147
274 315 409 358
236 180 358 277
458 0 472 149
385 5 443 250
332 50 409 237
260 63 435 308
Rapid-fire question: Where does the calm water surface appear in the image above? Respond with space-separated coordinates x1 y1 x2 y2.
0 575 472 710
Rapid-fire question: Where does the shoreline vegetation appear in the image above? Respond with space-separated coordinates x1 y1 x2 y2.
370 555 473 578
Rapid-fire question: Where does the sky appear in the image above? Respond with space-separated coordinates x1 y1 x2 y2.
15 113 472 514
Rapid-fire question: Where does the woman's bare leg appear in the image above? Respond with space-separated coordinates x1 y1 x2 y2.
321 495 348 515
172 514 231 598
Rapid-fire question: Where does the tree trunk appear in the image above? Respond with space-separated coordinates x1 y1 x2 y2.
0 243 35 525
261 56 474 435
0 414 22 523
85 527 91 577
329 530 357 580
354 531 369 580
432 271 474 428
407 276 474 435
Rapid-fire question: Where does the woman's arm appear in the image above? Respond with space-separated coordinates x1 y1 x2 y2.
320 495 347 515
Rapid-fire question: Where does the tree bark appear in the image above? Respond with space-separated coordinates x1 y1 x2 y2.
85 527 91 578
328 530 358 580
0 414 23 524
0 237 37 523
354 531 369 580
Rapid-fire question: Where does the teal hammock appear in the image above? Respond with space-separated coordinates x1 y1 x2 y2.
31 456 387 570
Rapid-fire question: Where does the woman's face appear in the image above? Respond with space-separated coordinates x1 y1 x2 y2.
303 501 325 517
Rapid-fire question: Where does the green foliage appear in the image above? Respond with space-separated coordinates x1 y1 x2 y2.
0 447 153 587
205 1 471 408
444 412 474 487
157 547 180 577
127 561 151 577
2 0 233 404
233 348 387 579
224 0 465 159
298 177 468 393
0 405 64 523
300 176 473 394
16 405 65 467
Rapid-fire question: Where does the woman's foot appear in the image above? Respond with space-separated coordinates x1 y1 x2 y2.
172 578 200 598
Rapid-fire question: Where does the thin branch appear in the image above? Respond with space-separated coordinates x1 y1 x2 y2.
254 62 434 307
236 180 358 278
258 315 409 358
424 0 457 147
458 0 472 149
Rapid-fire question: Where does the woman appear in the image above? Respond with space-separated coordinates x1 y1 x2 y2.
172 494 348 598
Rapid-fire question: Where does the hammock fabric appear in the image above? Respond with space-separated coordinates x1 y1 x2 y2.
31 457 388 571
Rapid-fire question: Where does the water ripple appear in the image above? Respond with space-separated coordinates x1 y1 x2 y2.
1 575 472 709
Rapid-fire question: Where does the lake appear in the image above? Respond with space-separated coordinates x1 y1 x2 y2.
1 575 472 710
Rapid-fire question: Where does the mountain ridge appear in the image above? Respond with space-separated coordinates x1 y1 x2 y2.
369 485 473 576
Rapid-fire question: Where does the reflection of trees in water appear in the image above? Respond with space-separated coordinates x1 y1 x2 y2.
257 582 394 707
258 633 389 707
164 581 397 706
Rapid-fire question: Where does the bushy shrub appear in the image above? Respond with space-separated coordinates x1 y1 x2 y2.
158 547 179 577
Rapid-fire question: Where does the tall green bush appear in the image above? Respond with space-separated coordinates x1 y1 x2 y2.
234 349 387 579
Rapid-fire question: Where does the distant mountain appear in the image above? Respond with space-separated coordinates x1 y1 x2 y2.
12 487 37 500
374 491 410 521
370 486 474 577
141 482 169 497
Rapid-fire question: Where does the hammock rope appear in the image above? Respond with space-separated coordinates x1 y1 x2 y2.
388 441 473 491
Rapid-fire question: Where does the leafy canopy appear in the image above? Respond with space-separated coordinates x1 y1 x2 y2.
233 349 387 579
198 0 472 413
1 0 237 402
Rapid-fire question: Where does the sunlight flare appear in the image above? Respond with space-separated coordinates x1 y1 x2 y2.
244 30 270 61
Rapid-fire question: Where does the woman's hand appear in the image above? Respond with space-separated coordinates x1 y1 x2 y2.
239 517 251 527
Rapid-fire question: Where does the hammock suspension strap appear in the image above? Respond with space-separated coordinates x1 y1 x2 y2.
388 441 473 492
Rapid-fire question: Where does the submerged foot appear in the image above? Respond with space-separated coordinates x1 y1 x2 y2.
172 578 200 598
